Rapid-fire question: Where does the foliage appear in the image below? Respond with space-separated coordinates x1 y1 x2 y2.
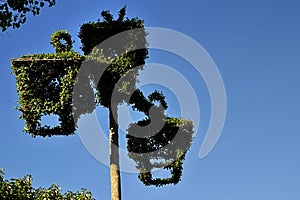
78 6 148 108
127 92 194 186
79 6 146 55
11 30 92 137
0 0 56 32
0 170 94 199
79 7 195 186
137 150 186 187
11 7 195 189
50 30 73 53
0 168 3 182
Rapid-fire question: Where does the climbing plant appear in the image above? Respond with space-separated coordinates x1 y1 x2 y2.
11 30 93 137
50 30 73 53
78 7 195 192
127 90 194 186
12 6 195 200
78 6 148 108
77 7 152 199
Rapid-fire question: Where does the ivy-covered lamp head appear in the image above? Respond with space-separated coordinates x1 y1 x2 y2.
11 30 91 137
78 6 148 108
127 91 194 186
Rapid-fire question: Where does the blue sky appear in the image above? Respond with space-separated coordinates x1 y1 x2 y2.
1 0 300 199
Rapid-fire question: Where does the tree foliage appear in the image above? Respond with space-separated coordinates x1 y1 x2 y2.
0 0 56 32
0 169 94 199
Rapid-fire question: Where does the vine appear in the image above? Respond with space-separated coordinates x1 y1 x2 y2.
11 30 91 137
50 30 73 53
12 7 195 187
127 90 194 186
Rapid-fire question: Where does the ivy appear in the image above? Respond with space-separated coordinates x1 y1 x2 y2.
78 6 146 55
137 150 186 186
127 90 194 186
11 7 195 187
78 6 148 108
79 7 195 186
11 30 91 137
50 30 73 53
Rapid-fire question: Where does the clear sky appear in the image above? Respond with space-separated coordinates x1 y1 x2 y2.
1 0 300 199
